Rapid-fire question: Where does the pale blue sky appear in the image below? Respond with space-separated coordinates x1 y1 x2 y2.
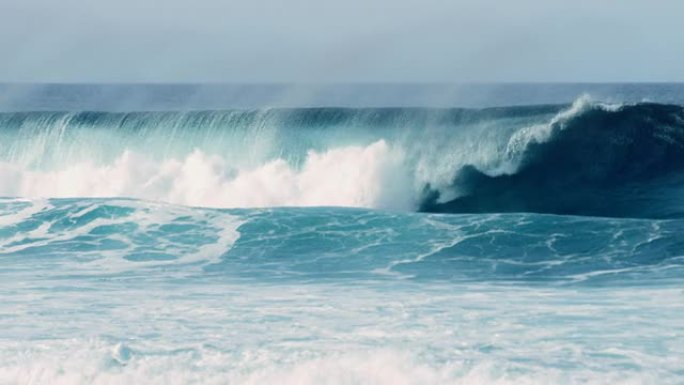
1 0 682 82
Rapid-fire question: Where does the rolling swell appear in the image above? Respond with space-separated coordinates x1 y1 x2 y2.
422 102 684 218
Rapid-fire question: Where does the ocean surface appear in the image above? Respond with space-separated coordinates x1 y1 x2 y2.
1 84 683 384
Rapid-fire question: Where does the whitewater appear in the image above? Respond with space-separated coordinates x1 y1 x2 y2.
1 84 683 385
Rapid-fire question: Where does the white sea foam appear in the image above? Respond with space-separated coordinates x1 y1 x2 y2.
1 283 681 385
0 344 667 385
0 198 52 227
0 199 243 272
0 140 415 211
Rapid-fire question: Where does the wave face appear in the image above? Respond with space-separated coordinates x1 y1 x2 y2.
422 102 684 218
2 98 683 217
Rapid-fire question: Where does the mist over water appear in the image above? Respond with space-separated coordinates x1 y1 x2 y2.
3 83 684 110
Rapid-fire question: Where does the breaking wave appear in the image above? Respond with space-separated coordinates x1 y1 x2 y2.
1 97 683 218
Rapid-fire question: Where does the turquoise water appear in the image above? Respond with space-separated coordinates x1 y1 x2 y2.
1 199 683 384
1 85 684 384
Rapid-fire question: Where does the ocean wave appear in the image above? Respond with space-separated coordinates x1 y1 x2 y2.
422 99 684 218
1 98 683 218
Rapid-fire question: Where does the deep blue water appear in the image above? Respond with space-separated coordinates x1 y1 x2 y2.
0 84 683 384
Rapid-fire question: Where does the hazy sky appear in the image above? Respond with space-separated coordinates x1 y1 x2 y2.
1 0 682 82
